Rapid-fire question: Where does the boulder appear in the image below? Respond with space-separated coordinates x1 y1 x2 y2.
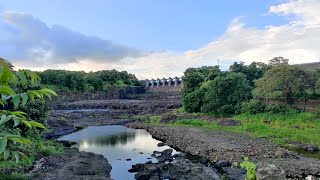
256 162 286 180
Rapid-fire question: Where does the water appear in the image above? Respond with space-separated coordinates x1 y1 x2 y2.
58 125 177 180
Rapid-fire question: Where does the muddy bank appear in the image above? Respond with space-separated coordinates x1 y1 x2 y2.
126 123 320 178
29 148 112 180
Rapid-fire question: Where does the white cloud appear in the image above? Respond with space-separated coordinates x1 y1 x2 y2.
2 0 320 79
186 0 320 66
0 12 142 66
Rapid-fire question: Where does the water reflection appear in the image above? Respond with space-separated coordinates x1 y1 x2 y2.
81 132 137 147
58 125 177 180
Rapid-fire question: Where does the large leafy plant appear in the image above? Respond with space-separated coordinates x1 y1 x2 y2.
0 66 57 163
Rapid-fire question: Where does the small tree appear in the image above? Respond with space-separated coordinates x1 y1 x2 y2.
202 72 252 116
268 57 289 66
0 66 57 163
182 68 205 96
253 65 315 104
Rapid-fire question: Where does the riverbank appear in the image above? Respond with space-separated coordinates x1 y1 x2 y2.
27 92 320 179
126 123 320 178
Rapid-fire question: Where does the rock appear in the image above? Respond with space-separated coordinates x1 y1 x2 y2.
218 119 241 127
222 167 246 175
160 113 178 123
162 149 173 155
31 148 112 180
135 172 151 180
256 162 286 180
128 163 144 172
215 160 230 168
57 140 76 147
157 142 165 147
275 148 291 158
125 158 132 161
292 142 319 152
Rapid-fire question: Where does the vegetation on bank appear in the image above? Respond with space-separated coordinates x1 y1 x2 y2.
0 60 63 179
172 112 320 146
37 69 140 93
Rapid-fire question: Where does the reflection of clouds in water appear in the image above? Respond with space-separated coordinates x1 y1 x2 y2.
61 126 177 180
79 132 137 147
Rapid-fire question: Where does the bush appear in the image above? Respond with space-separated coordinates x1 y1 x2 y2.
202 72 252 116
265 104 297 113
241 99 266 114
182 87 206 113
315 106 320 118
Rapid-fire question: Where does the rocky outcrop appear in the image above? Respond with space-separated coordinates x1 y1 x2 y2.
126 123 320 178
30 148 112 180
256 162 286 180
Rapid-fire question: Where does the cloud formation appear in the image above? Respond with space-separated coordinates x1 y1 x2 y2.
1 0 320 79
0 12 142 66
186 0 320 65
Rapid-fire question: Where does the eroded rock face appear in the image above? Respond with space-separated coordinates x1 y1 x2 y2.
31 148 112 180
256 162 286 180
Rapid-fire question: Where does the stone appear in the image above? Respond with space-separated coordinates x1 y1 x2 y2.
157 142 165 147
215 160 230 168
218 119 241 127
256 162 286 180
160 113 178 123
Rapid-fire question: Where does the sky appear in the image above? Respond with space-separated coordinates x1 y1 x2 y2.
0 0 320 79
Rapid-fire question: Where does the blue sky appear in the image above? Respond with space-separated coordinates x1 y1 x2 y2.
0 0 288 51
0 0 319 78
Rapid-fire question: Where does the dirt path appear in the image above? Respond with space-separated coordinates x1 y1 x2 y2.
126 123 320 178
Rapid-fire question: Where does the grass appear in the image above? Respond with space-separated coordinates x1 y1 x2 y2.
0 136 65 178
134 114 161 124
171 112 320 147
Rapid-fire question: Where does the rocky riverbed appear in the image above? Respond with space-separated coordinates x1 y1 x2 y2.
126 123 320 178
35 92 320 179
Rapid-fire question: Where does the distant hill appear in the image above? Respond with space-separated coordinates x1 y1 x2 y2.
296 62 320 71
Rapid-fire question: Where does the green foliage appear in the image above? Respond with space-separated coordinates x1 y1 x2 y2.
38 69 139 93
241 99 266 115
182 68 205 96
0 66 57 163
229 62 267 86
182 87 206 113
202 73 252 116
240 156 256 180
265 104 292 113
253 65 315 104
173 111 320 147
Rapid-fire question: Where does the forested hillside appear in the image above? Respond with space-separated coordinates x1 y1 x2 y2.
38 69 140 93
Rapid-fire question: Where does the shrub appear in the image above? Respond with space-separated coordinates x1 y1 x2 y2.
182 87 206 113
241 99 266 114
202 72 252 116
265 104 297 114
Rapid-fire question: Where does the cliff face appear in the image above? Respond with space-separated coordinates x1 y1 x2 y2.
52 86 145 103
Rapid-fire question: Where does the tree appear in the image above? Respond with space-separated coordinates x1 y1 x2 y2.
253 65 315 104
182 68 205 96
182 86 207 113
0 67 57 163
268 57 289 66
0 58 14 70
202 72 252 116
229 62 266 86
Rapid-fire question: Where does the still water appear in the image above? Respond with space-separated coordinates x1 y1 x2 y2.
58 125 177 180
